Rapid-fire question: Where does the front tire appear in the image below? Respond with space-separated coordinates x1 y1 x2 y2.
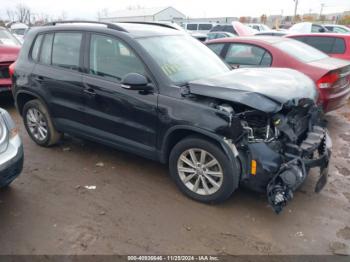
169 136 238 203
23 99 62 147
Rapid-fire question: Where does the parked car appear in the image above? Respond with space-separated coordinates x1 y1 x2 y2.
254 30 287 36
210 22 256 36
0 108 23 188
206 36 350 113
0 27 21 93
10 22 29 43
12 21 331 213
182 22 215 34
287 33 350 61
288 22 329 33
324 24 350 34
0 27 22 47
207 31 236 40
247 23 271 32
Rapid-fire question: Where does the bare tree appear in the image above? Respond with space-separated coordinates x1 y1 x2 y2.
6 9 15 22
15 4 31 24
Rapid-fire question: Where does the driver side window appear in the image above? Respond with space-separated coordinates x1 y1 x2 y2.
89 34 147 82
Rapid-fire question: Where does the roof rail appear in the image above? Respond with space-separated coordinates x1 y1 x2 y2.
44 20 128 32
118 21 180 30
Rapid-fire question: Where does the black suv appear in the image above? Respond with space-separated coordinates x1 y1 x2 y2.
12 21 331 213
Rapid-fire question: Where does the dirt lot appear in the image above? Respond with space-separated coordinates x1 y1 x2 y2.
0 96 349 255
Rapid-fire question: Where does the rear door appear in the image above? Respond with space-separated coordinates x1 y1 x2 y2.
31 31 86 130
81 33 158 158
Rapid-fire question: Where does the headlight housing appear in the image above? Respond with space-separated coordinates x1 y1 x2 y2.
0 109 18 154
0 116 9 154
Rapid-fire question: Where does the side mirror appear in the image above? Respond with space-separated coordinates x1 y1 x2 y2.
319 28 326 33
121 73 152 91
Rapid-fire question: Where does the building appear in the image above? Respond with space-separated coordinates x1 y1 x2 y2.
99 6 186 23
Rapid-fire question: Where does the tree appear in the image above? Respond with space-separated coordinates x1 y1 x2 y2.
338 15 350 25
6 9 15 22
260 14 267 24
15 4 31 24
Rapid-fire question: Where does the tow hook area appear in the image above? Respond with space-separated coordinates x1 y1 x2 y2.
266 129 332 214
267 159 306 214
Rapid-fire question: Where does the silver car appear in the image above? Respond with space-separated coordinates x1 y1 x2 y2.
0 108 23 188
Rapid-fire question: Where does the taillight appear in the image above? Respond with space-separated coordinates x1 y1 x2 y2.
9 62 16 79
316 72 339 89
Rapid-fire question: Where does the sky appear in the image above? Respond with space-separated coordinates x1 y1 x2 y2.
1 0 350 21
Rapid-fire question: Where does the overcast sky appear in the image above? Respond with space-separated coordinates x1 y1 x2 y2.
1 0 350 20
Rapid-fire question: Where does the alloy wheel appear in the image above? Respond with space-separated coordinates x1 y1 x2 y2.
177 148 223 196
26 108 48 142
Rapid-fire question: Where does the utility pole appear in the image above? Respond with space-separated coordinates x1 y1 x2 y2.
293 0 299 22
320 3 325 20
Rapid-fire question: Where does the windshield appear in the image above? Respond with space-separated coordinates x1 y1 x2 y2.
0 29 21 46
274 39 328 63
138 35 230 84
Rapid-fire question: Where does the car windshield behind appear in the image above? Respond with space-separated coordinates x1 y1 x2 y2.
0 29 21 46
274 39 328 63
138 35 230 84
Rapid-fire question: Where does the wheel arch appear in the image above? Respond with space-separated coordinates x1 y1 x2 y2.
15 91 49 117
161 125 241 190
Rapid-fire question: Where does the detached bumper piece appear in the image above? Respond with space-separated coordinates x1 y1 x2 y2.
267 126 331 214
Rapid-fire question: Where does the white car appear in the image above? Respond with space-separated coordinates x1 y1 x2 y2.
289 22 328 33
247 23 271 32
324 24 350 34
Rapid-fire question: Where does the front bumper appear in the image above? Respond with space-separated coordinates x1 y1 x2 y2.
0 135 24 187
266 128 332 213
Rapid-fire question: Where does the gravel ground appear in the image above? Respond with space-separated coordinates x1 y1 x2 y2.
0 96 349 255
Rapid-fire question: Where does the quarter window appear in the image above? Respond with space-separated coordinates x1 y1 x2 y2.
332 38 346 54
89 34 146 81
225 44 272 67
52 32 82 70
40 34 54 65
31 34 43 62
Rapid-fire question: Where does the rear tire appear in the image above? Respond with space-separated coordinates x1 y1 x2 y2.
169 136 238 203
23 99 62 147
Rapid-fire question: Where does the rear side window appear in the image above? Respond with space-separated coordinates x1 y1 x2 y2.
225 44 272 67
40 33 54 65
274 39 328 63
305 37 334 53
198 24 212 30
31 34 43 62
207 43 225 56
296 36 346 54
52 32 82 70
187 24 198 31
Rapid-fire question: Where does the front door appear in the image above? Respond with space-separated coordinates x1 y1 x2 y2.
82 33 158 158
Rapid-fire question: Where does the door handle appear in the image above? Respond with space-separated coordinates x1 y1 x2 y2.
83 88 96 96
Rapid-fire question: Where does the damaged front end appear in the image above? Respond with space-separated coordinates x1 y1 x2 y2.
187 69 332 213
216 99 332 214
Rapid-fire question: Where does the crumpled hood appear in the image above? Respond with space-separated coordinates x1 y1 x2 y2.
0 45 20 63
188 68 318 113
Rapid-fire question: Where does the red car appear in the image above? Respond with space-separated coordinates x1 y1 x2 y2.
286 33 350 61
0 27 21 93
206 36 350 112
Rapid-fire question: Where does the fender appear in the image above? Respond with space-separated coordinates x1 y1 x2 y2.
160 125 240 190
